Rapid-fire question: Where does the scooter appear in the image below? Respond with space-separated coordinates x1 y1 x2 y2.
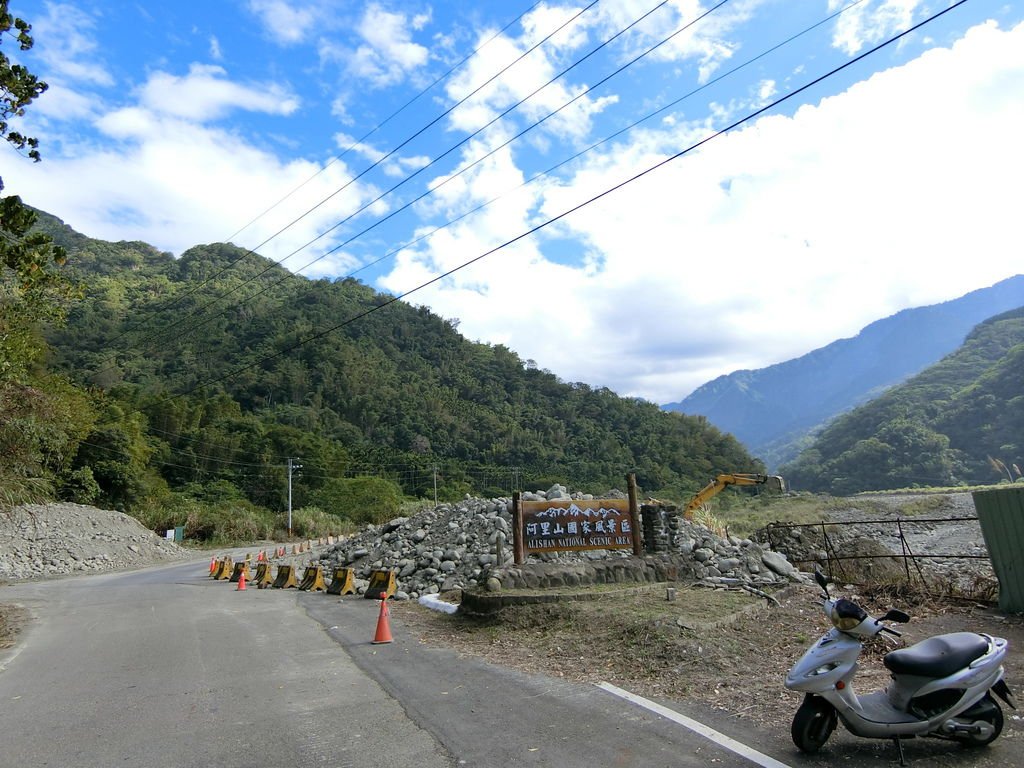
785 570 1016 764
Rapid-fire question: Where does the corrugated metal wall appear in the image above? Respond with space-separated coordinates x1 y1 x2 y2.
973 486 1024 613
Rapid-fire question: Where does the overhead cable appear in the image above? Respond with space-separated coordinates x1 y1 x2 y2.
154 0 968 404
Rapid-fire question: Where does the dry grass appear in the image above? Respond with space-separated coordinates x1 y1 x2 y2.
395 581 1024 731
0 601 27 650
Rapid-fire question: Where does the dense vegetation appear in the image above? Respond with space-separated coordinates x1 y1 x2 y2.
1 2 88 509
782 308 1024 494
2 209 759 538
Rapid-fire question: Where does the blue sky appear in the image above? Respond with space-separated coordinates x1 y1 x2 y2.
4 0 1023 404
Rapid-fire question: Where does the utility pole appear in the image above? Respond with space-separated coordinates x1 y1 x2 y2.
433 465 438 508
287 457 302 538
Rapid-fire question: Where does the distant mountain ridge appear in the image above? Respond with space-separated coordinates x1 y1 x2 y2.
781 307 1024 493
663 275 1024 468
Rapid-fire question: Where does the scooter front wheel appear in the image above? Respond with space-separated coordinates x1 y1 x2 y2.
792 694 838 753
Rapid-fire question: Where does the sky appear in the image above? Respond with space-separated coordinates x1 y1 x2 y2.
3 0 1023 405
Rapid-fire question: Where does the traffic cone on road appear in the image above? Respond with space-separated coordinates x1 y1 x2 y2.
372 598 393 644
236 569 247 591
209 557 216 576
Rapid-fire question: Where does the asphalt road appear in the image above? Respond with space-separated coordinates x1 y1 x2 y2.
0 558 453 768
1 557 794 768
3 558 1014 768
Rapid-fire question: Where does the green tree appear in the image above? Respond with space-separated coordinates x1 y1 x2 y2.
1 0 72 378
0 0 47 166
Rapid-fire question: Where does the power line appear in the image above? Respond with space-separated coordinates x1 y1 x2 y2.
340 0 870 281
150 0 968 406
95 0 674 370
98 0 869 383
222 0 546 247
90 1 542 358
88 0 600 378
128 0 720 364
197 0 723 339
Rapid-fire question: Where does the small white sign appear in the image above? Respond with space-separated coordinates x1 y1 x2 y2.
165 529 174 540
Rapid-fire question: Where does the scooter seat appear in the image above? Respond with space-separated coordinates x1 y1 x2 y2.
884 632 989 678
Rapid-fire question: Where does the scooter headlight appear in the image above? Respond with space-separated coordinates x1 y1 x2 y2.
830 598 868 631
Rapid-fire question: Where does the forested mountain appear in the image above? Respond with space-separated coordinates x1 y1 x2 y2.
781 308 1024 494
663 275 1024 469
18 209 757 518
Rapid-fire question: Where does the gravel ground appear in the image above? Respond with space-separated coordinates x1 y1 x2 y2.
764 492 996 597
0 502 189 581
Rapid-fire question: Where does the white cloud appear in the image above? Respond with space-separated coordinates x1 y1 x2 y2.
210 35 224 61
381 19 1024 404
247 0 319 44
135 64 300 122
443 0 756 142
830 0 924 55
347 4 430 87
9 115 376 268
31 3 113 86
585 0 755 81
756 78 777 104
445 28 617 141
29 82 98 122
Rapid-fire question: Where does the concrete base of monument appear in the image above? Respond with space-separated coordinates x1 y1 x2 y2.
458 581 667 616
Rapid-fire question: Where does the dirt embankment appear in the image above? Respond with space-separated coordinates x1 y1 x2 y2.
0 502 188 581
0 502 191 648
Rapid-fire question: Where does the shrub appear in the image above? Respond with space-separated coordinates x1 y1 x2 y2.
287 505 354 539
310 476 405 525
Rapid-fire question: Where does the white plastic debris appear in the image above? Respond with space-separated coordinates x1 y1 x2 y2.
418 593 459 614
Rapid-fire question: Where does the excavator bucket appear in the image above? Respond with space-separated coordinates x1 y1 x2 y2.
766 476 786 493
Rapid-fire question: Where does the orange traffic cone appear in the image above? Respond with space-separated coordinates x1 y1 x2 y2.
372 598 393 644
209 557 217 576
236 569 247 591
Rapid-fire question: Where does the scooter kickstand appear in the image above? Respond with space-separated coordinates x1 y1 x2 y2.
892 736 907 766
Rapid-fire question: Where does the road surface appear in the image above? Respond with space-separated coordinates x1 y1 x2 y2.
7 556 1007 767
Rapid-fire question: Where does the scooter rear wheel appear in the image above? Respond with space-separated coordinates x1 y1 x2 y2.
957 694 1003 748
792 695 837 753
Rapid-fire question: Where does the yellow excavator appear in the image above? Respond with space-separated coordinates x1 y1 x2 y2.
683 473 786 519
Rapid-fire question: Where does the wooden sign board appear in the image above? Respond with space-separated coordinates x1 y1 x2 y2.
520 499 634 554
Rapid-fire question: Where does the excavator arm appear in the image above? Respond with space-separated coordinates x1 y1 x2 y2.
683 473 785 518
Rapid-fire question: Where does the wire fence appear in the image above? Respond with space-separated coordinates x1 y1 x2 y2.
762 515 992 596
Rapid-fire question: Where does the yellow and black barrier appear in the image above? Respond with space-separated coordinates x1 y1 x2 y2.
229 561 250 583
327 567 356 596
214 557 234 580
298 565 327 592
272 564 299 589
253 561 273 588
364 569 397 600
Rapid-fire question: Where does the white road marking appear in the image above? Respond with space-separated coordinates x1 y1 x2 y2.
596 682 795 768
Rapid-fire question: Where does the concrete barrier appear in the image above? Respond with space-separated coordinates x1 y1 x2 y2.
229 562 250 583
253 561 273 588
214 557 233 580
364 569 397 600
272 564 299 589
327 567 357 596
298 565 328 592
